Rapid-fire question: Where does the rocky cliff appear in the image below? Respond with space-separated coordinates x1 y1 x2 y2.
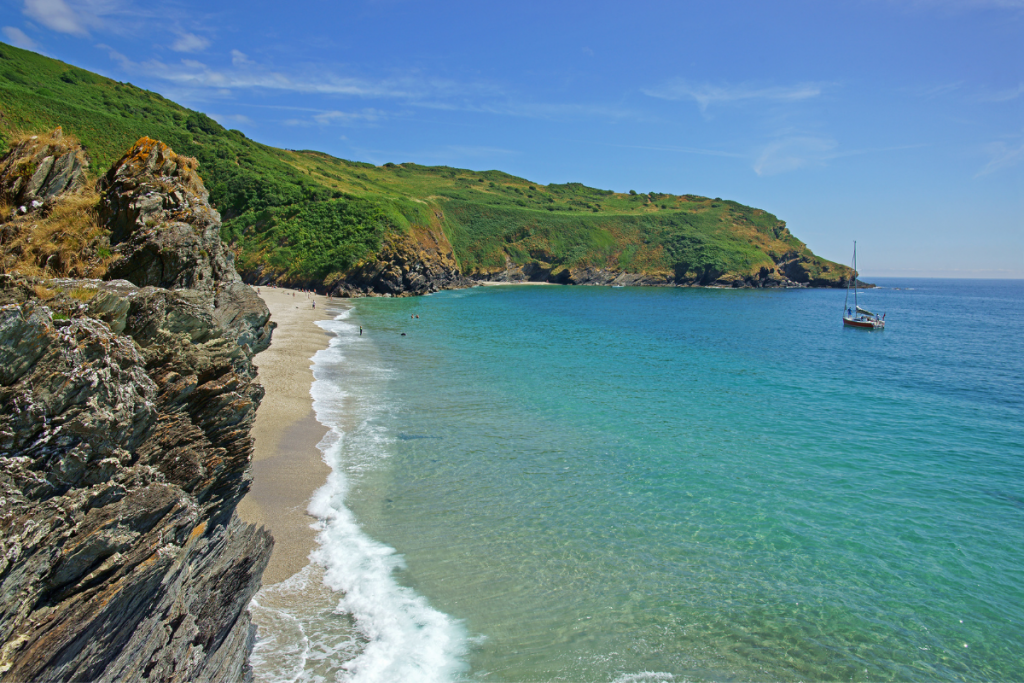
327 224 470 298
0 134 274 682
467 249 843 289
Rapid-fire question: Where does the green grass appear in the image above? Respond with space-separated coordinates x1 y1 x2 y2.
0 42 852 287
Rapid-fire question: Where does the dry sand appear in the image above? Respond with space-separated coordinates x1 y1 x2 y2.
237 286 340 585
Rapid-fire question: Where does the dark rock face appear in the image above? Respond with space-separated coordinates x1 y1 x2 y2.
470 260 815 289
329 228 471 298
99 138 273 354
0 280 272 682
0 135 278 682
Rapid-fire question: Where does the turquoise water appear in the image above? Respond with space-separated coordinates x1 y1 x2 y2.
252 279 1024 682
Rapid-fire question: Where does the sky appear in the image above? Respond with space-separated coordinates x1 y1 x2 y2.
2 0 1021 277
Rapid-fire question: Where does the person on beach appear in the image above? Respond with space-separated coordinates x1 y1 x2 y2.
312 301 315 309
359 326 363 335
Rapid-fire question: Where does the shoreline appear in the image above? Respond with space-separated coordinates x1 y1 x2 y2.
237 286 340 586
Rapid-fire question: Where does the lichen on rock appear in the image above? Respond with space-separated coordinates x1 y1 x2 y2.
99 137 274 354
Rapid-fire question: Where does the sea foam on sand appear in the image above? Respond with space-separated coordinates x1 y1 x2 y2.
251 309 468 683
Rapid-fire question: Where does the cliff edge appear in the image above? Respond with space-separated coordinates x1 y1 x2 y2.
0 135 274 682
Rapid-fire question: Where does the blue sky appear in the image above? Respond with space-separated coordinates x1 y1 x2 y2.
2 0 1021 277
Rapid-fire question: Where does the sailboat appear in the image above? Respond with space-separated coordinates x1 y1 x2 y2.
842 242 885 330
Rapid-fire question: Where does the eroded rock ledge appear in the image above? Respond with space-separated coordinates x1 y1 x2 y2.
0 135 275 682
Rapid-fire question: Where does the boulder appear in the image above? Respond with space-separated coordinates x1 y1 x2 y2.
0 127 88 214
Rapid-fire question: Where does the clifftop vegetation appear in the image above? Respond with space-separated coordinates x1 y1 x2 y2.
0 43 853 290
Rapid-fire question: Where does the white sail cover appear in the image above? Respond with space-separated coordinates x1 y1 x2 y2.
856 305 875 316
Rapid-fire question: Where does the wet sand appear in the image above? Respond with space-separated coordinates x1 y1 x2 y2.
237 286 339 585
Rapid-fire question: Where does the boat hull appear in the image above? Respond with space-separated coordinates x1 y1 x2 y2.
843 316 884 330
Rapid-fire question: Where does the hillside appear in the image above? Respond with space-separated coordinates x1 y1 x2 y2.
0 43 854 292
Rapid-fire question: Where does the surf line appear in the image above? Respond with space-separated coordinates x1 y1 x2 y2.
306 310 469 682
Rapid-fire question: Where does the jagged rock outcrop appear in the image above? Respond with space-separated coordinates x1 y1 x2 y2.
0 128 88 216
99 138 273 353
329 227 470 298
0 277 271 682
0 134 278 682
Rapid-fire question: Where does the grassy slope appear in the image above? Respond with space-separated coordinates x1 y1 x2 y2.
0 43 850 286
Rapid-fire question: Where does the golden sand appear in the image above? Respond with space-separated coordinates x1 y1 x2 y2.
237 286 339 585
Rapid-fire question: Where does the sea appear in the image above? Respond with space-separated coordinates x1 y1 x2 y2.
248 278 1024 683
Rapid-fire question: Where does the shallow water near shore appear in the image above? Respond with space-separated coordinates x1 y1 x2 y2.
252 279 1024 682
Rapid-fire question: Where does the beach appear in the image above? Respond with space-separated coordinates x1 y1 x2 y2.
237 286 337 585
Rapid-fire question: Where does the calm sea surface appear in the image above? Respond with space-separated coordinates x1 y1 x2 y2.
250 279 1024 683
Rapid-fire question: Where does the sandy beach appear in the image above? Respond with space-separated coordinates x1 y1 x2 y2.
237 286 339 585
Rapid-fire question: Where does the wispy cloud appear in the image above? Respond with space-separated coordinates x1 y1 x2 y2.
883 0 1024 11
106 50 468 101
208 112 254 127
99 48 641 125
976 137 1024 176
595 141 745 159
171 31 209 53
1 26 39 49
284 108 387 126
643 80 826 112
230 49 253 67
910 81 964 98
22 0 127 37
314 109 384 125
754 136 839 176
978 83 1024 103
753 137 928 176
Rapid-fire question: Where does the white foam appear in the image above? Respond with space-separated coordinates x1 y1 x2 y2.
301 309 469 683
611 673 676 683
249 567 316 683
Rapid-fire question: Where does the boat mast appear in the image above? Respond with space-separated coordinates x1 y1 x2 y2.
844 243 852 314
853 241 859 312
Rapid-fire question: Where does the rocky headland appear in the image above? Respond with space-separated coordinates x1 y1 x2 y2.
0 132 274 681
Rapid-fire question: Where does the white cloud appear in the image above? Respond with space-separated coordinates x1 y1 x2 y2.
313 109 383 125
95 42 131 68
754 136 838 176
980 83 1024 102
1 26 39 49
911 81 964 98
104 50 500 106
23 0 89 35
643 80 825 111
208 112 254 127
171 31 209 53
100 48 635 123
976 138 1024 176
21 0 122 36
230 49 252 66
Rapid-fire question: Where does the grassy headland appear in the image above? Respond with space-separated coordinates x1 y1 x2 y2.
0 43 852 290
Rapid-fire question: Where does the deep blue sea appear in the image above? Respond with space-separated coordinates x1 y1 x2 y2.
250 279 1024 683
